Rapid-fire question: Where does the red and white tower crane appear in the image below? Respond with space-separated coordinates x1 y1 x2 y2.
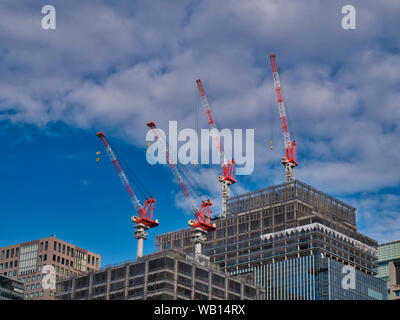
146 121 216 256
96 132 159 259
196 79 236 218
269 54 298 182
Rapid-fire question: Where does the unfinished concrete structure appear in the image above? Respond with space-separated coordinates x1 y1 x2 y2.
155 180 385 299
55 249 264 300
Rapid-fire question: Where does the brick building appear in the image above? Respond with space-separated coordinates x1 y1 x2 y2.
0 235 101 300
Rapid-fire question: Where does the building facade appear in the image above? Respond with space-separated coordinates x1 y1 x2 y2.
0 275 24 300
388 259 400 300
0 235 101 300
55 249 264 300
155 180 385 300
377 240 400 299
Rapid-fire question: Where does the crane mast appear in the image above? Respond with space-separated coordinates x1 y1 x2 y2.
96 132 159 259
269 54 298 182
146 121 216 256
196 79 236 218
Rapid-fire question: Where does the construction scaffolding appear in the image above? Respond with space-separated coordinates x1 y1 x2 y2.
155 180 378 276
227 180 356 227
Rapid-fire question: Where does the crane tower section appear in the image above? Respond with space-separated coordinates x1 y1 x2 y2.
196 79 236 218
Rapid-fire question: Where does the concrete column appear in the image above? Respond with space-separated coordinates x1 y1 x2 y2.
88 273 93 299
124 264 129 300
106 269 111 300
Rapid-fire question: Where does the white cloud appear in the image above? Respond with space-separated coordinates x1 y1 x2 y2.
0 0 400 240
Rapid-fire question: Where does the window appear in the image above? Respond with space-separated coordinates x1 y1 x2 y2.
54 241 57 251
25 294 29 299
22 277 25 282
40 291 44 297
9 261 12 268
92 256 94 265
129 262 145 277
26 285 30 291
13 270 16 276
40 242 43 251
57 256 60 263
0 264 2 270
32 276 35 281
67 247 70 256
62 245 65 254
88 255 91 264
8 271 12 277
178 262 192 277
38 265 41 272
1 251 4 260
71 248 74 257
49 291 53 297
228 280 241 295
62 258 64 265
66 259 69 266
5 262 8 269
37 275 41 281
27 276 30 282
56 266 60 273
6 249 9 259
15 248 19 256
53 255 56 261
36 283 40 289
45 241 48 250
30 293 33 298
31 284 34 290
95 257 98 267
44 254 47 261
39 256 42 262
11 248 14 258
35 292 39 297
14 260 18 267
61 268 64 274
58 243 61 252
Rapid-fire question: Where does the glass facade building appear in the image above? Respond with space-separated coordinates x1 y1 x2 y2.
232 255 386 300
377 240 400 299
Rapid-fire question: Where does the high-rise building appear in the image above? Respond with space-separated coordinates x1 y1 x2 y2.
155 180 386 300
55 249 264 300
388 259 400 300
0 275 24 300
377 240 400 298
0 235 101 300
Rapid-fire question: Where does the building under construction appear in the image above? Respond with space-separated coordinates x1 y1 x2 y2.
155 180 387 299
55 249 264 300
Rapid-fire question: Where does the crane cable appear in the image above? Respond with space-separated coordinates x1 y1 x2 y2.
110 141 152 200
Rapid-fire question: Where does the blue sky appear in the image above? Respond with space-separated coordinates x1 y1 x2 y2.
0 0 400 266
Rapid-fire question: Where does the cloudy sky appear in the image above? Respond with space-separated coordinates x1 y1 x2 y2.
0 0 399 265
